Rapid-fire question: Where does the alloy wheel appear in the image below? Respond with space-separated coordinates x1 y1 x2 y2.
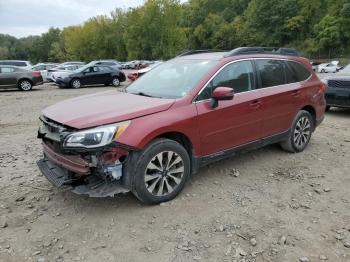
293 116 311 149
144 151 184 197
20 80 32 91
112 78 120 86
72 79 81 88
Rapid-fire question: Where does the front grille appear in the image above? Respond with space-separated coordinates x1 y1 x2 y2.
328 80 350 89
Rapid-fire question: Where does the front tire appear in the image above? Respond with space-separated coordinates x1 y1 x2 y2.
281 110 314 153
18 79 32 91
132 138 191 205
70 78 81 89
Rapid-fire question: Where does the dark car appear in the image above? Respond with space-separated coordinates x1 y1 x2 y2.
55 65 126 88
322 64 350 110
37 47 326 204
0 65 43 91
89 60 122 71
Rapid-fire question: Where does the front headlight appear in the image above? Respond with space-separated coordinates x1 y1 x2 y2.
64 121 130 148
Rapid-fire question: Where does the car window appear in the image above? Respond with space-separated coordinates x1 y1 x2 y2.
99 66 110 72
14 61 26 67
92 66 99 72
286 61 311 82
1 67 15 73
256 59 285 88
100 62 114 66
197 61 255 101
127 59 216 99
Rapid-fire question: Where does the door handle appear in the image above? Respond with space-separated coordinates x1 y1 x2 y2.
291 90 301 97
250 100 262 108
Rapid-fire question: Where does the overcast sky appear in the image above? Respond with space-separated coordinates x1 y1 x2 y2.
0 0 147 38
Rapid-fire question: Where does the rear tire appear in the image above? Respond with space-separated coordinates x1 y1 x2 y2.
18 79 32 91
325 106 331 112
131 138 191 205
281 110 314 153
112 77 120 87
70 78 81 89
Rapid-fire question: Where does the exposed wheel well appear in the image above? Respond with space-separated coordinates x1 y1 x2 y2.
155 132 193 158
301 105 316 128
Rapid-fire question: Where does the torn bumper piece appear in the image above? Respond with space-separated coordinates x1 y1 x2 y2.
37 158 130 197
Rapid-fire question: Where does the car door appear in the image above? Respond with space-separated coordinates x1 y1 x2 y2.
0 67 17 86
97 66 112 83
255 59 303 138
82 66 102 85
195 60 263 156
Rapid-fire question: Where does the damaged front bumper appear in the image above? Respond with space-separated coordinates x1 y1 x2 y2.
37 158 129 197
36 117 135 197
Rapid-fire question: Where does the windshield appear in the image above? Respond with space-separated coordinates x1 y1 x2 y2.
127 59 217 99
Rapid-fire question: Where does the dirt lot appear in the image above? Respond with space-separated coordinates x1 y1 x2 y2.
0 82 349 262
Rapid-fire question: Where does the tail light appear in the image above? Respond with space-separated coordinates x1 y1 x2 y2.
320 83 327 92
32 71 41 76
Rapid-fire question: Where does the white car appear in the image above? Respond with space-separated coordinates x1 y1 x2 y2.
32 63 58 81
47 65 83 82
318 61 339 73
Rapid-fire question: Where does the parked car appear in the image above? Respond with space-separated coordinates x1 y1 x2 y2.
0 60 32 70
54 64 126 88
321 64 350 110
37 47 326 204
318 61 339 73
0 65 43 91
89 60 122 70
47 65 84 82
128 62 163 81
32 63 59 81
60 61 85 66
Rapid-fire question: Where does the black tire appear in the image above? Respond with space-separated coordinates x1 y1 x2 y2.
280 110 314 153
70 78 81 89
321 69 326 73
111 77 120 87
131 138 191 205
18 79 33 91
325 106 331 112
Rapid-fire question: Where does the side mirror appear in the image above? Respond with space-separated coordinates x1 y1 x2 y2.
209 87 234 108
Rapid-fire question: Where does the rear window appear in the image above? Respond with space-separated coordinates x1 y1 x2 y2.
256 60 285 88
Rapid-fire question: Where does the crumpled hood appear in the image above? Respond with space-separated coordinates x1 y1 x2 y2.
43 91 175 129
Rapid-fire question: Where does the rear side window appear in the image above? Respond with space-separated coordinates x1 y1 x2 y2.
256 60 285 88
286 61 311 82
1 67 15 73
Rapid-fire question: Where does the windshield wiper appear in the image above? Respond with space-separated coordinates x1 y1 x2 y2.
130 92 161 98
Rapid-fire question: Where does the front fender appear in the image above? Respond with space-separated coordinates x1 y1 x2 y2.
115 103 201 155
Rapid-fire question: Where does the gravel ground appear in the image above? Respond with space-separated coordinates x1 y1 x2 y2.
0 81 349 262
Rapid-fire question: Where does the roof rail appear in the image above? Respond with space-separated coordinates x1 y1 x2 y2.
177 49 227 57
224 47 299 57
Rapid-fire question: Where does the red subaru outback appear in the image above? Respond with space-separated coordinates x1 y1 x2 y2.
37 47 326 204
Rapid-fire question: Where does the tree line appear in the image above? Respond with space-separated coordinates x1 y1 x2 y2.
0 0 349 64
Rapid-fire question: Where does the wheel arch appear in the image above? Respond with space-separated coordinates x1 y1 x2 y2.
300 105 316 129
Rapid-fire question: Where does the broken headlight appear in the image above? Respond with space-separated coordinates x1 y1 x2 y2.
64 121 130 148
